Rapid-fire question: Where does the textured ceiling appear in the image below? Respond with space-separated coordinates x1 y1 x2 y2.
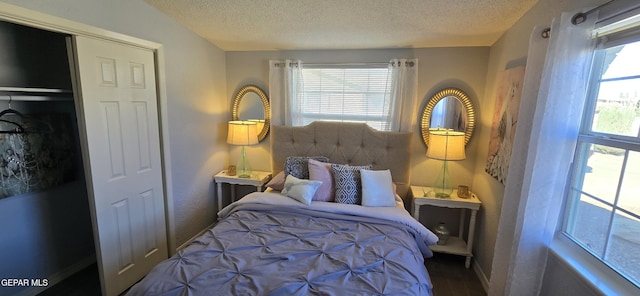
144 0 539 51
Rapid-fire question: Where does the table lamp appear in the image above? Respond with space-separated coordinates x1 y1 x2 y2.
426 129 466 198
227 121 258 178
247 119 265 135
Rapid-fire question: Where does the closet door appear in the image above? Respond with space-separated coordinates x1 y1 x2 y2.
71 36 168 296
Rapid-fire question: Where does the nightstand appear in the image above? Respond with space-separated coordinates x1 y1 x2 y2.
213 170 272 210
411 185 481 268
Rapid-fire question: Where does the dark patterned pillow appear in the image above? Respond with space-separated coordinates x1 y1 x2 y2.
331 164 372 204
285 156 329 179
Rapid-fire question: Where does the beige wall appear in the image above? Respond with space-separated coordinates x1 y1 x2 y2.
226 47 489 189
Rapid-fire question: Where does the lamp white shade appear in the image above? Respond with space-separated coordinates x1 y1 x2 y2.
247 119 265 134
227 121 258 146
426 130 466 161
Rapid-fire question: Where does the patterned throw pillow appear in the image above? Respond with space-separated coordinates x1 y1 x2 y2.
331 164 372 204
284 156 329 179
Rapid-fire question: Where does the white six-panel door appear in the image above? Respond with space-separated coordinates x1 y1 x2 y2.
71 36 168 296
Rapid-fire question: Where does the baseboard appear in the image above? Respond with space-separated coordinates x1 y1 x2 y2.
14 255 96 296
473 259 489 292
175 223 215 252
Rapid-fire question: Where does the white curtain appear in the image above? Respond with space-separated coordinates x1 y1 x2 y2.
269 59 303 126
489 11 597 296
270 59 417 131
388 58 419 132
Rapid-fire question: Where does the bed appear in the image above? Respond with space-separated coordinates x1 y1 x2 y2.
127 122 438 296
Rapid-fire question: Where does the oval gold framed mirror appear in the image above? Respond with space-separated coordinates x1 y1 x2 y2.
421 88 475 148
231 85 271 142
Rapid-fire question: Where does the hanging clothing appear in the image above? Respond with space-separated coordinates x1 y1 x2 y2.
0 112 75 199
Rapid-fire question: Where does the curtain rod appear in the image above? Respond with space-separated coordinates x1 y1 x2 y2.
272 61 415 68
572 0 640 25
307 61 415 68
543 0 638 39
306 62 390 67
572 0 615 24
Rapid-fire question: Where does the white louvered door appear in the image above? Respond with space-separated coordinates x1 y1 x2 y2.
71 36 168 296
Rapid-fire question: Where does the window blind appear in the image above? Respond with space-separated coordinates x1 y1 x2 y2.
298 66 393 131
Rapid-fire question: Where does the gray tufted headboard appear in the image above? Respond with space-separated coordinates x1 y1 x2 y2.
270 121 412 198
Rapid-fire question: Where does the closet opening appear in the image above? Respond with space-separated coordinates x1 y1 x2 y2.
0 20 98 295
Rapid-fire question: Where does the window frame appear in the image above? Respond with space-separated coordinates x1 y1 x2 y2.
559 25 640 291
551 233 640 295
296 63 394 131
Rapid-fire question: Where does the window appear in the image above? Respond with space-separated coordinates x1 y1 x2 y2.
563 27 640 287
298 65 393 131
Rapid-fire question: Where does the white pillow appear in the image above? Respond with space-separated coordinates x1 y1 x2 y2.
360 169 396 207
281 175 323 205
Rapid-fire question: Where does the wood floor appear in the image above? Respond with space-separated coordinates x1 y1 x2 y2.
38 253 486 296
426 253 487 296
